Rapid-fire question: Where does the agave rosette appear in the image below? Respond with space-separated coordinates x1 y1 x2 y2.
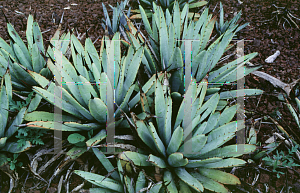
115 78 258 192
22 31 170 148
125 1 262 101
0 14 71 114
0 14 52 92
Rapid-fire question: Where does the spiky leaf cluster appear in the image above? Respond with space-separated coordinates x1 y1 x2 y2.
0 1 264 192
124 1 262 98
116 78 257 192
0 15 50 93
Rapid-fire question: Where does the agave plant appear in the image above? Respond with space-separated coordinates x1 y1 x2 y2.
74 147 158 192
21 30 173 153
6 31 152 189
130 0 208 19
0 69 32 168
46 21 72 60
0 14 70 114
140 0 207 10
124 1 262 100
101 0 131 35
116 78 258 192
215 2 249 36
15 30 175 188
0 14 51 93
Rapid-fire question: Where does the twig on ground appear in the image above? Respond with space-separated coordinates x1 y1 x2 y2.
237 53 300 97
41 29 51 34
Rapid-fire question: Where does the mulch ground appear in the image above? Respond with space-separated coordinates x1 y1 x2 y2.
0 0 300 192
215 0 300 192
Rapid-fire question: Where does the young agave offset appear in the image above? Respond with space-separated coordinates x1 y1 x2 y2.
101 0 131 35
117 78 258 192
215 2 249 37
141 0 207 10
130 0 208 19
0 69 31 168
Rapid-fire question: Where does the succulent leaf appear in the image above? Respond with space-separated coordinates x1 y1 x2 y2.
164 170 178 192
119 151 152 167
198 168 241 185
191 171 228 193
148 154 167 168
74 170 124 192
167 126 183 155
168 152 188 167
174 167 204 192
